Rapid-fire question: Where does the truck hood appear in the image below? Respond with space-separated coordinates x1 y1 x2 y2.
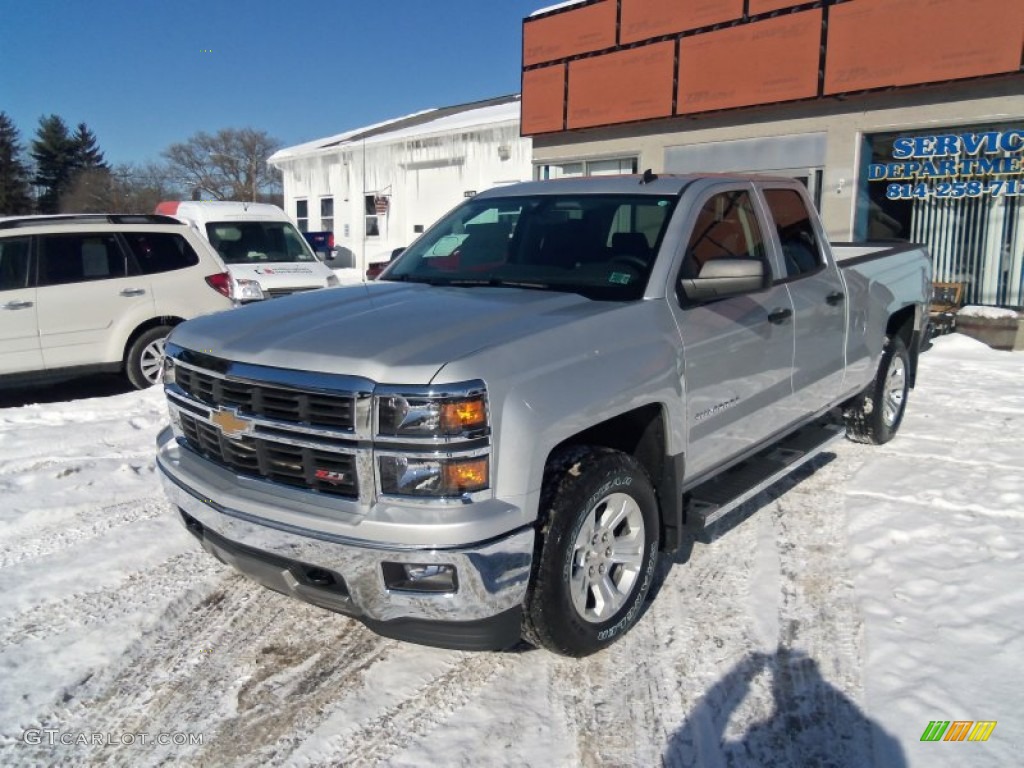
170 281 621 384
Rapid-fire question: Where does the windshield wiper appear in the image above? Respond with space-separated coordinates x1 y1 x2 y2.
383 274 450 285
448 278 556 291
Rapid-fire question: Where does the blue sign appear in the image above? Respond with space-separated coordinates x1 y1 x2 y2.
870 130 1023 200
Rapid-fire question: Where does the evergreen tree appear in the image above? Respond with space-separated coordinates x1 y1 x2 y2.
62 122 111 212
69 122 108 172
31 114 74 214
0 112 33 215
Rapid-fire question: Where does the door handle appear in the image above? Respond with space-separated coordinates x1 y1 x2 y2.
767 307 793 325
826 291 845 306
120 288 146 297
2 300 34 310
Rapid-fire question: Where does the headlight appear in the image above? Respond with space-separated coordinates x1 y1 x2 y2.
379 455 489 497
325 274 340 287
377 393 488 438
234 279 264 301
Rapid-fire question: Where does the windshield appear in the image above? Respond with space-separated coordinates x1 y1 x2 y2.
383 193 678 300
205 221 318 265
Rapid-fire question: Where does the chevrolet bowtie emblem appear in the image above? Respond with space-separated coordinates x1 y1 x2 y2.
210 408 252 438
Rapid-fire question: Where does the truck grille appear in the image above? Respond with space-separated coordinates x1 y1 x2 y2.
174 365 354 431
178 412 358 498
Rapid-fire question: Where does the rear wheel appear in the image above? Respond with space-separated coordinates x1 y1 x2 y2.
125 326 171 389
523 447 659 657
844 335 910 444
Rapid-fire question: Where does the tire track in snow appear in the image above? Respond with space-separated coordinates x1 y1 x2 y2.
304 650 517 768
14 575 395 768
755 447 873 767
0 496 168 569
0 550 222 648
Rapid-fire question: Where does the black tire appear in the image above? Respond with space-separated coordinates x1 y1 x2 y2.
844 335 910 445
125 325 171 389
523 447 660 657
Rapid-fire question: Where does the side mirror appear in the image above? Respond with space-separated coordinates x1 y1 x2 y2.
679 259 765 302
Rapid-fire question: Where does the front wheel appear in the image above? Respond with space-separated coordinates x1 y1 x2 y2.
523 447 660 657
844 335 910 444
125 326 171 389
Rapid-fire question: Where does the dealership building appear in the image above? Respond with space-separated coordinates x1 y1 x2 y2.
521 0 1024 308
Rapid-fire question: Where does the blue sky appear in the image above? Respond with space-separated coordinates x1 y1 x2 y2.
0 0 547 166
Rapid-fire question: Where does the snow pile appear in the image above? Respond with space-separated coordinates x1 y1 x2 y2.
957 304 1020 320
1 335 1021 766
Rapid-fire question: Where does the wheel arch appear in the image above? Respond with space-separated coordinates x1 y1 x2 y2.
121 316 186 369
886 305 919 387
542 403 685 554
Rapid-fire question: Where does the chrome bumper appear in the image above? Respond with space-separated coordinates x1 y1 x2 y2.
156 428 534 650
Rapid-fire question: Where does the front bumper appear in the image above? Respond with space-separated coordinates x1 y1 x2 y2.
157 429 534 651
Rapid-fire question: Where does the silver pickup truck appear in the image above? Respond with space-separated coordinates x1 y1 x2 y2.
156 174 931 656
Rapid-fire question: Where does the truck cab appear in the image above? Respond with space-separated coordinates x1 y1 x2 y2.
155 201 339 301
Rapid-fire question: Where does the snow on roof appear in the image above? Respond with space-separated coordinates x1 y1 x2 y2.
530 0 588 17
270 95 521 163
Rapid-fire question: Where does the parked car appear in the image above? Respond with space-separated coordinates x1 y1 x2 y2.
156 174 931 655
155 201 339 300
0 214 234 389
366 247 405 280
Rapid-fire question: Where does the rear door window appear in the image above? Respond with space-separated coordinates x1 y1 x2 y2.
37 234 126 286
122 232 200 274
762 189 824 279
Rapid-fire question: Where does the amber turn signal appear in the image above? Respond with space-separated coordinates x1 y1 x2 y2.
440 397 487 433
442 457 489 493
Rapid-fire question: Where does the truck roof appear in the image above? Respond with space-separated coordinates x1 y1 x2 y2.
474 172 797 199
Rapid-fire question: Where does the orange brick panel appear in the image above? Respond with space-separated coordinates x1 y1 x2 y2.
678 11 822 114
825 0 1024 94
522 65 566 135
568 42 676 129
748 0 805 14
523 0 617 66
620 0 743 44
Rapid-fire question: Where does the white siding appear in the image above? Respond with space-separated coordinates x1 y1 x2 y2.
273 118 531 275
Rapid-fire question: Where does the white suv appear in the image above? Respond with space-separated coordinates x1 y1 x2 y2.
0 214 235 389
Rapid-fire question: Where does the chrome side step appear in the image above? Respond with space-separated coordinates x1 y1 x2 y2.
687 421 846 529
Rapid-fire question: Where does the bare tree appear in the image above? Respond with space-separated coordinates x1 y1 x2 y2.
60 167 113 212
61 162 187 213
162 128 282 202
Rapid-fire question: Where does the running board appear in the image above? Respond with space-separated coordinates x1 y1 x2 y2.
687 421 846 529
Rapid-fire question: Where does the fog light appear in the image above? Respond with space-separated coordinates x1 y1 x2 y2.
382 562 458 593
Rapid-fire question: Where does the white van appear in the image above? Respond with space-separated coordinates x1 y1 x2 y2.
155 201 339 301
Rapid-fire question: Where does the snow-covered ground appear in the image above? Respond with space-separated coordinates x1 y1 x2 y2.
0 334 1021 767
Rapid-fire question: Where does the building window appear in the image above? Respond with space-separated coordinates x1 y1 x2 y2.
534 157 638 180
296 200 308 233
859 123 1024 307
320 197 334 233
364 195 380 237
